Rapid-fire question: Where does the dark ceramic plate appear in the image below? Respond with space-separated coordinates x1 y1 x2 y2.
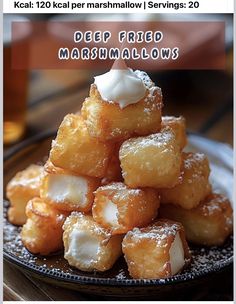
3 131 233 297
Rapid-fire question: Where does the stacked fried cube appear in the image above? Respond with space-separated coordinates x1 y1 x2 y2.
7 71 233 279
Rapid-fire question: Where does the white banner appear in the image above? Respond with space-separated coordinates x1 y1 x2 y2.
3 0 235 14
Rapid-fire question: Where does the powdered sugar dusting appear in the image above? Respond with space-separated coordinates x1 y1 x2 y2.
162 116 182 122
200 194 233 223
64 211 112 240
7 164 44 190
125 221 181 247
134 70 154 88
184 152 206 168
115 269 126 280
96 182 142 197
120 128 175 156
3 200 233 282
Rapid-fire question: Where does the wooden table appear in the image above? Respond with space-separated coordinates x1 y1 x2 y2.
4 67 233 301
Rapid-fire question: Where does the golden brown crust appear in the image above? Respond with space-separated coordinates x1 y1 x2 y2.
122 219 191 279
41 161 100 212
21 198 68 255
44 159 67 175
81 84 163 142
119 128 182 189
160 152 211 209
101 142 123 185
6 164 44 226
92 182 160 234
159 193 233 246
161 116 187 150
49 114 114 178
63 212 123 272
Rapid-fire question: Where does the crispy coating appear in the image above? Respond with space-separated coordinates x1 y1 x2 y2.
101 142 123 185
160 152 211 209
119 128 182 188
6 164 44 226
81 82 162 142
93 182 160 234
122 219 191 279
21 198 68 255
41 160 100 212
161 116 187 150
63 212 123 272
159 193 233 246
49 114 114 178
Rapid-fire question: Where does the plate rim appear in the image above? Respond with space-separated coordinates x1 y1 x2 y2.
4 131 233 287
3 247 233 286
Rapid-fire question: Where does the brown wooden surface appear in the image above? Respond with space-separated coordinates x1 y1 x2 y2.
3 68 233 301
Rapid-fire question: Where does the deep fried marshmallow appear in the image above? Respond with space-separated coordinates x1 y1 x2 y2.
122 219 191 279
21 197 68 255
93 182 160 234
6 164 44 225
63 212 123 272
119 128 182 188
159 193 233 246
49 114 113 178
161 152 211 209
81 72 162 142
41 160 100 212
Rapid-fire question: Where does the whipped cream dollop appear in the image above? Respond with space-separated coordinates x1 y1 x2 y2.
94 68 148 109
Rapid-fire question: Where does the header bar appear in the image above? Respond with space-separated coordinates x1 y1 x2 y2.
3 0 235 14
11 21 226 70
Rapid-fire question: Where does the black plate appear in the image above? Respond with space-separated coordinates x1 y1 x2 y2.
3 132 233 297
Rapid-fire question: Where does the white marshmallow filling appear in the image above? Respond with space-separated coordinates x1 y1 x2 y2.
169 232 185 275
66 228 100 266
46 174 88 206
102 199 119 226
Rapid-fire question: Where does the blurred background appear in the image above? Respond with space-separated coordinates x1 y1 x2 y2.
3 13 233 148
3 13 233 301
